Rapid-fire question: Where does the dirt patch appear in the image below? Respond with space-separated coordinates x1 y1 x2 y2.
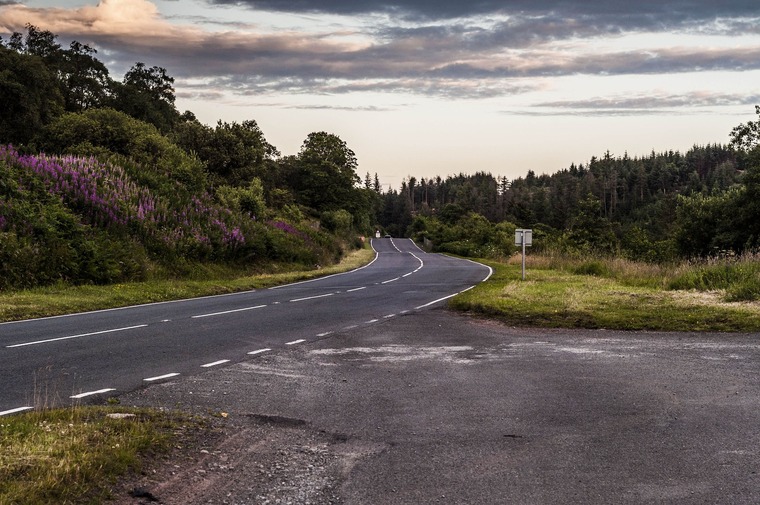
111 413 385 505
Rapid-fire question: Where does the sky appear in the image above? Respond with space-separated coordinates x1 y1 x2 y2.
1 0 759 190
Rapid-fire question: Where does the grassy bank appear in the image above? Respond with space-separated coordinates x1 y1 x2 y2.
0 247 375 323
451 254 760 332
0 406 202 504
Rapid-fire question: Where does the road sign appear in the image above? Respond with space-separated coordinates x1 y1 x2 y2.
514 229 533 280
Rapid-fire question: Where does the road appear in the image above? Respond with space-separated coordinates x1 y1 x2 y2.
116 310 760 504
0 238 491 415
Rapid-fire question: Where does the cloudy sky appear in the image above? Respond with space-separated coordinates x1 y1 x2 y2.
1 0 759 189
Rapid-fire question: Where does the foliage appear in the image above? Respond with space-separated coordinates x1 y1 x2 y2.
449 256 760 331
35 108 207 191
0 44 64 145
0 407 197 504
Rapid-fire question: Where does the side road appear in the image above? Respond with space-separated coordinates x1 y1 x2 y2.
115 310 760 504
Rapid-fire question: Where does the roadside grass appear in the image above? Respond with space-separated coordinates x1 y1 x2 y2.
0 246 375 323
0 406 202 504
451 255 760 332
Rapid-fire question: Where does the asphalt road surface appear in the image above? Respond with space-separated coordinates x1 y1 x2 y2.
117 310 760 504
0 238 491 415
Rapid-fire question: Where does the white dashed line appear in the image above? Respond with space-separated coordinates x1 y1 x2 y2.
70 388 115 399
192 305 266 319
0 406 33 416
317 332 332 337
347 287 366 292
144 373 180 382
6 324 148 348
365 319 379 324
201 359 230 368
290 293 334 302
384 314 396 319
285 339 306 345
248 348 272 355
381 277 400 284
344 325 358 330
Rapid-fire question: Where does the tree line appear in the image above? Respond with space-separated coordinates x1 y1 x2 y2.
376 140 758 262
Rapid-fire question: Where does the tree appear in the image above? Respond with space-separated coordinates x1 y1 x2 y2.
60 41 112 112
730 105 760 152
293 132 360 212
111 62 179 132
0 45 64 144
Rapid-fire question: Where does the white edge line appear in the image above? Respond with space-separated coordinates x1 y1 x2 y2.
248 348 271 355
144 373 180 382
285 339 306 345
269 248 379 290
401 272 413 277
7 324 148 348
192 305 266 319
0 288 261 326
415 293 459 310
407 238 427 253
1 243 383 325
0 406 34 416
201 359 230 368
290 293 334 302
70 388 116 399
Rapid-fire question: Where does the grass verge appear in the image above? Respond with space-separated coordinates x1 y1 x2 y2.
450 257 760 332
0 247 375 323
0 406 203 504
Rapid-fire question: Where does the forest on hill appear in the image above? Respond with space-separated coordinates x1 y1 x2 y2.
2 25 760 290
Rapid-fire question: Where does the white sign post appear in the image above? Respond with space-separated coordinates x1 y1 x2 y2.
514 229 533 280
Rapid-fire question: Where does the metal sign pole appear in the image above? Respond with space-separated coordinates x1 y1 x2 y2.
515 229 532 281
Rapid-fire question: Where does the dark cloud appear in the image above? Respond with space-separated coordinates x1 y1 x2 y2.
210 0 758 26
2 0 757 105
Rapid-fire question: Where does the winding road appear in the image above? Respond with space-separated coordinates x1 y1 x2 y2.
0 238 491 415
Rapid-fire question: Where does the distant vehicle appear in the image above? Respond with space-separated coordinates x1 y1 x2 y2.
384 234 391 238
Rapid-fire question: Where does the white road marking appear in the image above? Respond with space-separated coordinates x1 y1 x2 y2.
382 277 400 284
144 373 180 382
248 348 271 355
347 287 366 292
402 272 413 277
415 293 459 309
70 388 115 399
201 359 230 368
0 406 33 416
317 332 332 337
384 314 396 319
344 325 358 330
6 324 148 348
290 293 334 302
269 251 379 289
365 319 379 323
285 339 306 345
191 305 266 319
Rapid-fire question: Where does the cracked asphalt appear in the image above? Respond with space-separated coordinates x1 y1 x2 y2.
117 309 760 504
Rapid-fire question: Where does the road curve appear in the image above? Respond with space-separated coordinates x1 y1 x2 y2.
0 238 491 415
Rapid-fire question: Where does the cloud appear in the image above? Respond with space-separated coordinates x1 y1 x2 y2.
209 0 760 27
519 92 760 116
1 0 758 103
